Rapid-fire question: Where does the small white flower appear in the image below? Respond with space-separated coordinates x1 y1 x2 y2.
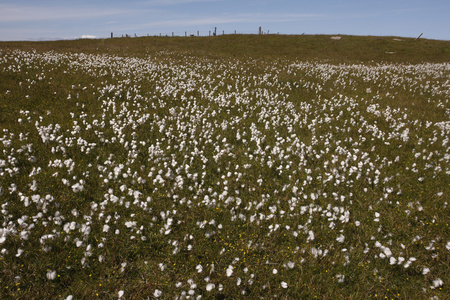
118 290 124 298
46 270 57 280
430 278 444 289
16 248 24 257
422 267 430 275
272 268 278 274
206 283 215 291
153 289 162 298
336 234 345 243
389 257 397 265
336 274 345 283
281 281 288 288
226 265 233 277
196 264 203 273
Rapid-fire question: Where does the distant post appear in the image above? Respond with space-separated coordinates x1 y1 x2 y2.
223 30 224 35
172 32 174 37
259 26 262 35
235 30 236 34
185 31 187 37
209 31 211 36
197 31 199 37
416 33 423 41
214 27 217 36
111 32 113 38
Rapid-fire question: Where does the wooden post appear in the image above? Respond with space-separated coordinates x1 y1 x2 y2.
172 32 174 37
209 31 211 36
197 31 199 37
416 33 423 41
223 30 224 35
214 27 217 36
234 30 236 34
185 31 187 37
111 32 113 38
259 26 261 35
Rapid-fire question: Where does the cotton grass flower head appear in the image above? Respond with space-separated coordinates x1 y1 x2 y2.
430 278 444 289
46 270 57 280
153 289 162 298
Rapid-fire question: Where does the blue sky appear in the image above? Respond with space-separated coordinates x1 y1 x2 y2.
0 0 449 41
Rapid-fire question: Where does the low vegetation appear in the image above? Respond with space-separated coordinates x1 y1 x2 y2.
0 35 449 299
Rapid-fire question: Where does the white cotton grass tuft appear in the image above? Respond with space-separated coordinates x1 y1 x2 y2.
336 234 345 243
226 265 234 277
46 270 57 280
281 281 288 288
430 278 444 289
118 290 124 298
153 289 162 297
206 283 215 291
336 274 345 283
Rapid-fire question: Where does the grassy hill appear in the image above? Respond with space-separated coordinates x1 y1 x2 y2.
1 34 450 63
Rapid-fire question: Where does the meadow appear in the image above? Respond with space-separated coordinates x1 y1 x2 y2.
0 35 449 299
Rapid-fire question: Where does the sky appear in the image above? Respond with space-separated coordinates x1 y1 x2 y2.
0 0 449 41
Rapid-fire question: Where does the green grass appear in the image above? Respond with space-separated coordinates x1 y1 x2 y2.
1 34 450 62
0 35 449 299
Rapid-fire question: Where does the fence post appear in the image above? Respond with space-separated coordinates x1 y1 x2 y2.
209 31 211 36
197 31 199 37
259 26 261 35
185 31 187 37
111 32 113 38
214 27 217 36
235 30 236 34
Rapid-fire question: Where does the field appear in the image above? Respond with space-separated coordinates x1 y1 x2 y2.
0 35 449 299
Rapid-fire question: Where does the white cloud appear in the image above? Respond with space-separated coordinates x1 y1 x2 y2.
136 12 325 29
144 0 222 5
80 35 97 39
0 4 137 23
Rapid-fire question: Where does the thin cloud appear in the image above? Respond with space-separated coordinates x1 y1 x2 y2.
138 12 326 29
143 0 222 5
0 4 138 23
